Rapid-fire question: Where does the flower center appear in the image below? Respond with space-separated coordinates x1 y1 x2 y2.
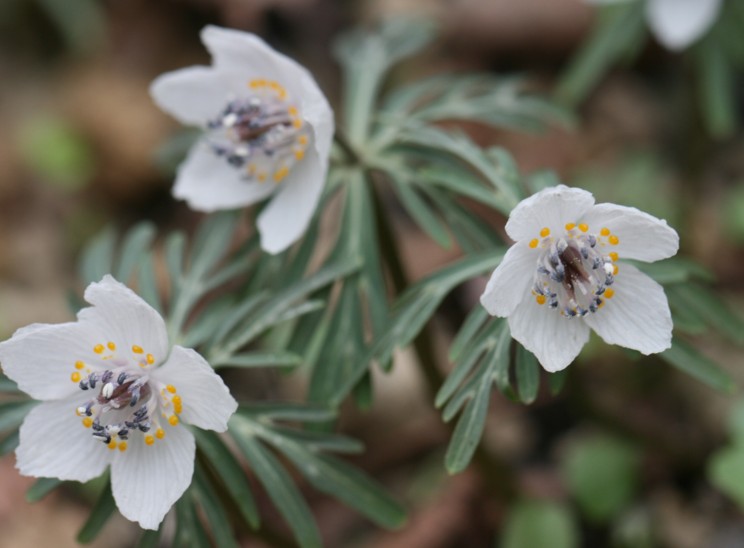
206 78 309 184
70 342 183 451
529 224 620 318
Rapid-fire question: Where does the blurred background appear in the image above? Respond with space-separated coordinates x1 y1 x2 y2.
1 0 744 546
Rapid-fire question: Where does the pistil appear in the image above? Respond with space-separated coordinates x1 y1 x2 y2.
206 79 308 183
531 225 618 318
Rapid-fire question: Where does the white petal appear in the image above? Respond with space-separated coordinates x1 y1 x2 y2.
256 132 326 253
150 67 235 127
0 322 99 400
152 346 237 432
508 295 590 372
201 26 305 87
584 263 672 354
579 203 678 262
505 185 595 243
16 396 112 482
79 276 170 366
647 0 721 51
172 143 276 212
480 243 538 317
199 26 334 162
110 424 195 530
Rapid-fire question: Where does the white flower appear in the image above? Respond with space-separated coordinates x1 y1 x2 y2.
0 276 237 529
587 0 722 51
480 185 679 372
150 25 334 254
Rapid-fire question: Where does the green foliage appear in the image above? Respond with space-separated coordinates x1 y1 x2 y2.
230 406 407 547
500 500 579 548
18 117 95 190
561 435 640 523
708 400 744 510
556 1 646 106
77 480 116 544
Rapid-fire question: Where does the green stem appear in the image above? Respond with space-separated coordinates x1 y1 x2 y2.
368 169 517 500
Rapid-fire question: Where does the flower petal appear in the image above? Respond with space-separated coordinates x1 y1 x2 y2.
256 131 326 253
646 0 721 51
110 424 195 530
508 295 590 372
505 185 595 242
150 67 235 127
0 322 96 400
201 26 305 87
481 243 537 317
579 203 678 262
200 26 334 154
16 396 112 482
153 346 237 432
79 276 170 366
584 263 672 354
173 144 276 212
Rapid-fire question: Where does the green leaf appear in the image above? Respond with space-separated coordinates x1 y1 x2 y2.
335 19 436 142
237 403 337 423
556 1 646 106
164 230 186 294
0 430 19 455
708 444 744 510
0 400 36 433
427 188 503 253
193 429 260 529
230 421 322 548
335 251 503 405
35 0 105 54
436 329 491 408
136 251 162 312
661 340 736 393
445 377 491 475
115 222 156 284
189 211 240 280
273 441 406 529
135 528 161 548
192 466 239 548
694 33 737 138
175 496 211 548
501 500 579 548
549 369 569 396
415 164 504 210
515 345 540 404
308 279 366 403
77 480 116 544
562 436 639 523
396 127 520 210
410 75 571 131
26 477 62 502
666 283 744 344
266 425 365 454
391 177 452 248
79 226 116 284
18 117 95 189
0 374 19 393
211 350 303 369
727 400 744 443
215 255 361 358
448 305 490 362
632 257 714 285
